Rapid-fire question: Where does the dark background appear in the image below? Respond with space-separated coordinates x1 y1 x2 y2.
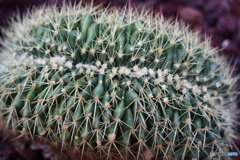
0 0 240 160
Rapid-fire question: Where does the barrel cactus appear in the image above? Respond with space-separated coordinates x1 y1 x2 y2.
0 2 238 160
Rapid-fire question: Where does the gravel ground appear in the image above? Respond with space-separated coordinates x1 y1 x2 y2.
0 0 240 160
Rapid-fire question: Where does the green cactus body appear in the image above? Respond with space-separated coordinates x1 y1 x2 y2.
0 2 238 160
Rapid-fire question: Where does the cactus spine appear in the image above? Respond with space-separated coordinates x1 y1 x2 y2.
0 2 238 160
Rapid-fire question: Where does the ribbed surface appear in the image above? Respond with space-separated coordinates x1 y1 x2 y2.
0 3 238 160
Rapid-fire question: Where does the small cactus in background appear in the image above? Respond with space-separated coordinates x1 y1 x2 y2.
0 2 239 160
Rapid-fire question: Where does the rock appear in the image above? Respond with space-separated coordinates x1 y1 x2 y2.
176 0 206 8
179 6 203 23
157 2 178 17
216 13 237 37
203 1 224 26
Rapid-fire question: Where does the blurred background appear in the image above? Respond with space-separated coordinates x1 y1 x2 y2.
0 0 240 159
